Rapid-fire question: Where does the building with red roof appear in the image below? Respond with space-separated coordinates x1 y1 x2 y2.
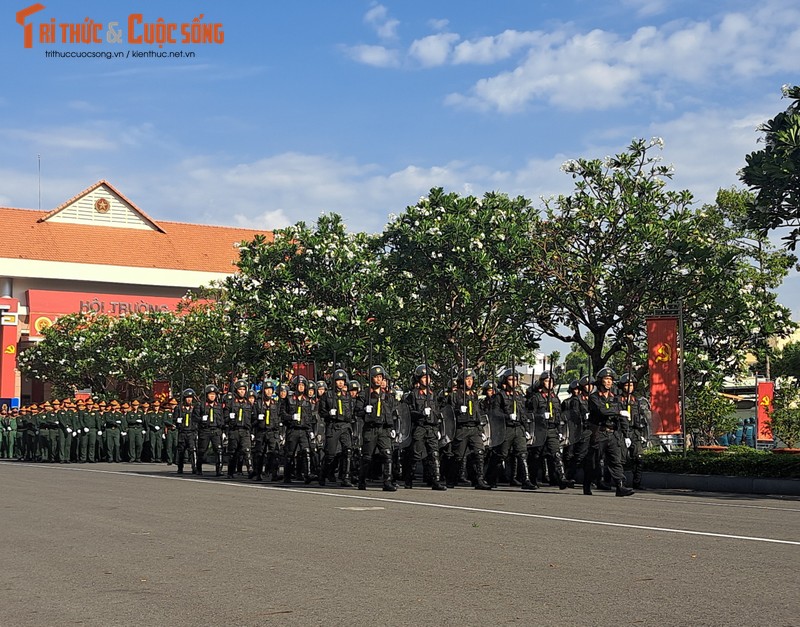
0 180 271 405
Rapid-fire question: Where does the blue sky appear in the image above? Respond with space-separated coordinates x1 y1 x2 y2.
2 0 799 338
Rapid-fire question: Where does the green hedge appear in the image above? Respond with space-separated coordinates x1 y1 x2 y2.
641 447 800 479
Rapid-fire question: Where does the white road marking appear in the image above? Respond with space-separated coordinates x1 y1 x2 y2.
336 506 385 511
6 462 800 547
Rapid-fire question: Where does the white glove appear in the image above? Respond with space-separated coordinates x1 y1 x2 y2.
122 431 127 436
558 433 565 442
229 413 235 420
525 431 531 440
136 419 142 424
67 428 73 433
97 430 103 436
481 433 488 442
202 415 208 422
329 409 336 416
460 405 467 414
250 434 255 442
222 434 229 445
84 427 89 433
161 434 166 440
309 432 315 440
620 410 630 418
509 413 517 421
390 429 397 439
115 420 121 424
424 407 432 416
365 405 373 414
155 426 160 431
394 390 403 401
641 436 647 444
258 413 265 420
141 430 146 435
55 420 60 425
5 427 10 432
625 438 632 448
72 431 79 437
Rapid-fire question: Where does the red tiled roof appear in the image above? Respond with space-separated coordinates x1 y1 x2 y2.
0 206 271 273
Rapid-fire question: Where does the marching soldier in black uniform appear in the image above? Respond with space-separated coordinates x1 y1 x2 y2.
403 364 446 491
281 375 316 484
486 369 536 490
226 379 254 479
526 371 570 489
356 365 396 491
561 379 589 486
318 368 356 487
584 368 634 497
193 385 225 476
175 389 198 475
252 380 280 481
447 368 491 489
619 373 647 490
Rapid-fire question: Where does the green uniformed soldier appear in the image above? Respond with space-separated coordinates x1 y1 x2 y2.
22 404 40 461
127 400 146 463
79 399 100 462
163 399 178 464
103 400 123 462
64 399 79 462
0 405 8 457
146 401 164 463
8 407 20 459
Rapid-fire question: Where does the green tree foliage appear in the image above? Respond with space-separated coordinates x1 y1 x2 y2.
772 341 800 379
741 85 800 250
539 139 795 384
684 384 738 446
18 303 243 399
379 188 549 378
223 214 384 380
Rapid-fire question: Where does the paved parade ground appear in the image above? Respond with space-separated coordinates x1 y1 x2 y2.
1 461 798 627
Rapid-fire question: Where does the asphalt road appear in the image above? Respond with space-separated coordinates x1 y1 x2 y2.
1 461 798 627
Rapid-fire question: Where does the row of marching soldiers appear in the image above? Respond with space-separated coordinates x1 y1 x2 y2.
166 361 645 495
2 362 647 496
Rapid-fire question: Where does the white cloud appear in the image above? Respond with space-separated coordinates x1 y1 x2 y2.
452 29 552 65
620 0 668 18
428 18 449 31
408 33 460 67
340 44 400 68
364 3 399 40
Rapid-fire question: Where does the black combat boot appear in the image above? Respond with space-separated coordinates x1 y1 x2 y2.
227 452 237 479
520 455 537 490
189 450 198 475
358 455 368 490
473 453 492 490
303 452 313 484
318 458 328 486
615 481 634 497
216 451 224 477
340 451 353 487
177 451 184 475
431 452 447 491
383 460 397 492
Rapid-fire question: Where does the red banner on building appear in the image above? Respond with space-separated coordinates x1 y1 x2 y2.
26 289 187 337
647 316 680 434
756 381 774 441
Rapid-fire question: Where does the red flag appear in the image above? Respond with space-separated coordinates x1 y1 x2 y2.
647 316 680 434
756 381 774 441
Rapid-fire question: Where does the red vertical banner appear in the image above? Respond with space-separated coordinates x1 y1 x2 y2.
647 316 681 434
756 381 774 441
0 298 20 401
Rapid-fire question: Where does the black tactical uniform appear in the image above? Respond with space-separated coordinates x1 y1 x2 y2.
584 368 634 497
526 372 569 489
193 385 225 476
561 378 591 485
281 376 316 484
226 380 254 478
356 365 396 491
252 381 280 481
486 369 536 490
318 369 355 487
447 368 491 490
619 373 648 490
403 365 446 491
174 389 198 475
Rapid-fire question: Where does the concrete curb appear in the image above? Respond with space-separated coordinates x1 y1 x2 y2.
638 471 800 496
